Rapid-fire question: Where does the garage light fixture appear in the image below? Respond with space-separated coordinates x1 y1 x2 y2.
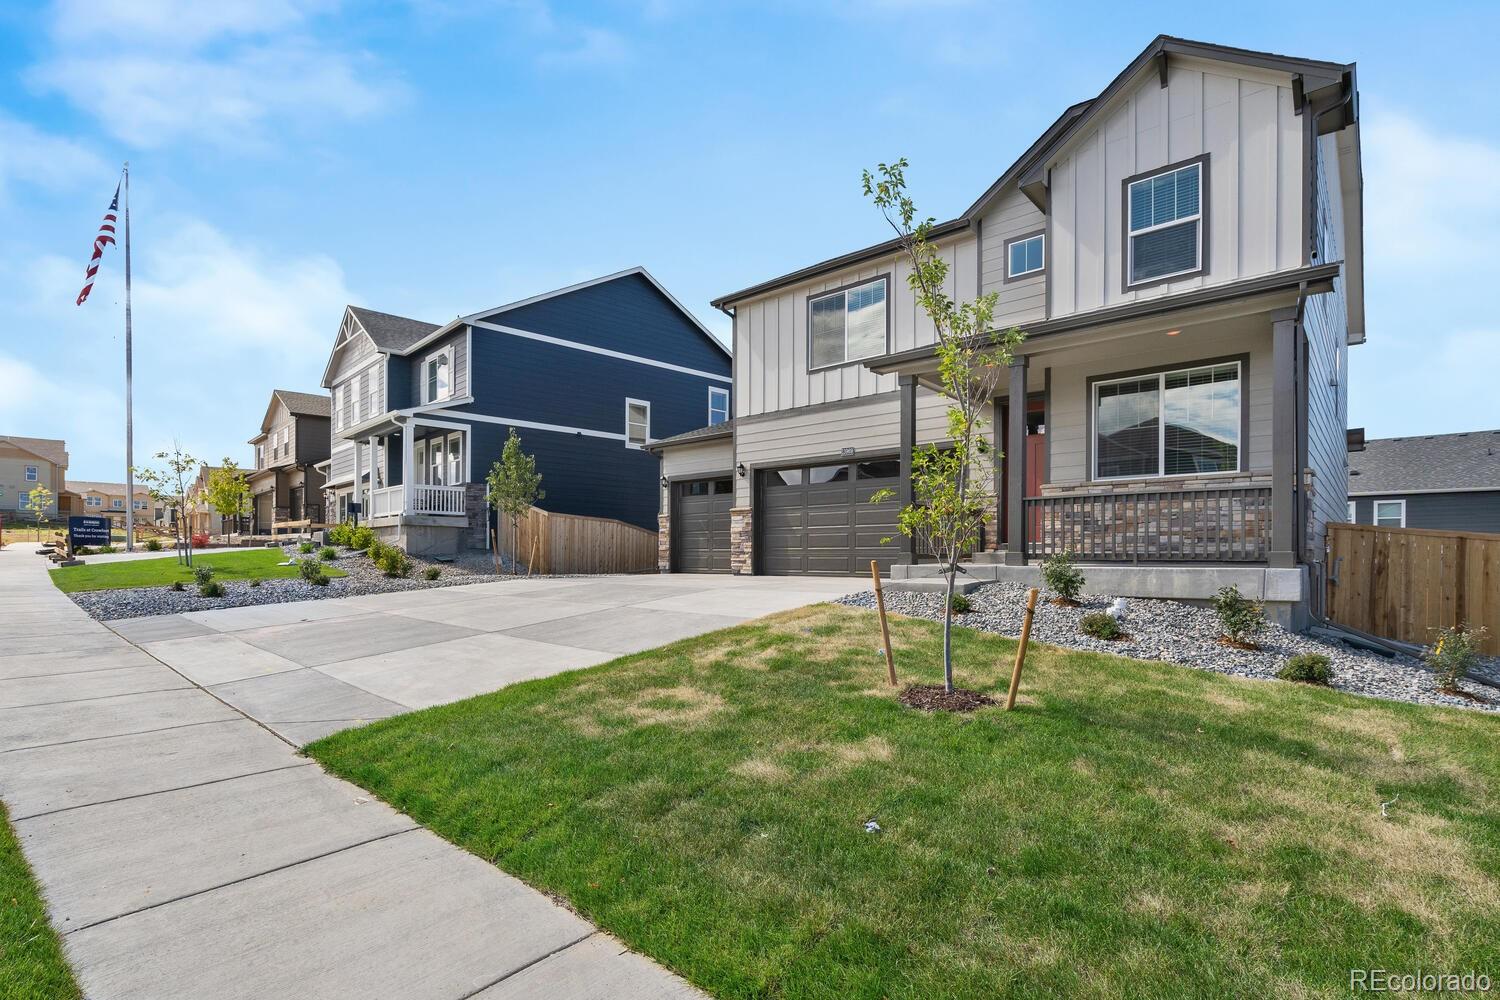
660 476 668 488
736 463 747 477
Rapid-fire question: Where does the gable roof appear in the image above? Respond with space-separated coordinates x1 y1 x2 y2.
274 389 331 418
347 306 441 352
644 419 734 452
0 435 67 467
67 480 151 498
1349 431 1500 495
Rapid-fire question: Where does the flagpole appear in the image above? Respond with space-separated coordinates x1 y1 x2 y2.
123 162 135 552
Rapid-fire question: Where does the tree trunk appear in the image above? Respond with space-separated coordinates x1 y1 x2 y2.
942 560 957 693
512 517 521 576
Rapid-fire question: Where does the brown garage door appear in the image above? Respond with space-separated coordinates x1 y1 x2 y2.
758 458 903 576
673 477 734 573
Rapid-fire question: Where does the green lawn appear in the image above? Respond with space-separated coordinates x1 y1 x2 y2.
308 605 1500 998
0 803 80 1000
48 548 345 593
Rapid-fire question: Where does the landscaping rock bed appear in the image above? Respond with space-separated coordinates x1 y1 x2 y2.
68 544 566 621
838 582 1500 713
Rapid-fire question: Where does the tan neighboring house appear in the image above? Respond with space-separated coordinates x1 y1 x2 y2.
248 390 331 533
68 481 160 524
652 35 1364 629
184 464 229 537
0 435 68 520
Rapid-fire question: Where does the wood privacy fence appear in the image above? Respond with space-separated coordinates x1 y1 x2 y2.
495 506 658 575
1326 522 1500 655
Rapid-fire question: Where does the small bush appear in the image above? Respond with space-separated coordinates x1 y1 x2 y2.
377 547 413 578
327 522 353 547
297 556 325 583
249 578 263 588
423 566 441 581
366 539 388 562
169 580 185 592
98 544 117 554
1040 550 1085 604
319 546 338 561
198 580 225 598
1428 622 1487 692
191 533 210 548
947 592 972 614
1278 652 1332 685
145 538 163 552
1080 612 1124 640
1212 586 1266 646
349 526 375 551
298 541 315 554
75 546 94 556
192 564 215 586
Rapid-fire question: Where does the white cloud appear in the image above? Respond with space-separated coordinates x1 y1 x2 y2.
0 115 108 195
30 0 399 149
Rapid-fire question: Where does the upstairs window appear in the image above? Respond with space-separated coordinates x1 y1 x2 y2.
85 495 101 507
425 349 451 403
24 465 37 481
255 444 264 469
809 277 887 370
626 399 650 448
1126 158 1205 287
1005 232 1045 280
338 383 352 428
111 498 123 509
359 371 372 420
708 386 729 426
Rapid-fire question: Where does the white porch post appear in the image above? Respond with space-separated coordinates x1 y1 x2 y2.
402 423 415 515
351 436 362 521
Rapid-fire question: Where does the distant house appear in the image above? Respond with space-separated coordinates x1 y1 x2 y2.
67 481 160 524
248 390 332 533
1347 430 1500 533
0 435 68 520
317 267 731 556
185 464 227 537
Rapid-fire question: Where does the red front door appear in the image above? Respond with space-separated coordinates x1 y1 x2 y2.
998 396 1046 546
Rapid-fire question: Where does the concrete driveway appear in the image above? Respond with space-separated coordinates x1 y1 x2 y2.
107 573 862 744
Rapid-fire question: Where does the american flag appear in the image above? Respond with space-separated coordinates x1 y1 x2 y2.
76 181 120 306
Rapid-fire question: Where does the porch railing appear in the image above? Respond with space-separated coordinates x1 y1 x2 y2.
370 485 403 518
411 484 466 516
1023 486 1272 562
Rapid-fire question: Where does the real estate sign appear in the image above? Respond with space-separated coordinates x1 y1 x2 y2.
68 515 111 548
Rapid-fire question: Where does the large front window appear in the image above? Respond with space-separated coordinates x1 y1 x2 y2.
809 277 887 369
1127 159 1205 286
1094 361 1240 480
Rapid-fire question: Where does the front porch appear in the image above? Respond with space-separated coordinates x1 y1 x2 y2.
340 414 483 555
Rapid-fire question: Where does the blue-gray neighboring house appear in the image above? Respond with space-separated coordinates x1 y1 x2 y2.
1347 430 1500 534
317 267 732 555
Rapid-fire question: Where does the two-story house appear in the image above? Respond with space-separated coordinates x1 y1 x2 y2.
247 390 331 534
0 435 67 520
317 267 731 556
67 481 157 523
651 36 1363 628
1347 431 1500 534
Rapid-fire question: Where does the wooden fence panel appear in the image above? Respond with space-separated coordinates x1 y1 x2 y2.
495 506 657 575
1326 522 1500 654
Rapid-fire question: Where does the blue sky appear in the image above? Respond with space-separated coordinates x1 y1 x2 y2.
2 1 1497 480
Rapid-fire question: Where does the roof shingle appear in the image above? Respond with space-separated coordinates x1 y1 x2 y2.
348 306 440 352
1349 431 1500 494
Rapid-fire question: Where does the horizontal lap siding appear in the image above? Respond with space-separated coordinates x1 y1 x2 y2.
659 439 734 515
1304 132 1351 560
1352 494 1500 535
328 332 379 452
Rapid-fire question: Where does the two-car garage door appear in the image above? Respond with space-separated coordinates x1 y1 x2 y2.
758 458 903 576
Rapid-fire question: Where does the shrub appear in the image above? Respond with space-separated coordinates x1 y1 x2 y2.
1278 652 1332 685
191 533 210 548
1212 586 1266 647
947 592 971 614
98 544 117 554
423 566 441 581
327 522 352 547
198 580 225 598
1080 612 1124 641
1428 622 1487 692
366 539 388 562
298 541 315 554
75 546 94 556
297 556 325 583
377 547 413 578
349 526 375 552
169 580 185 591
192 564 215 586
145 538 163 552
1039 550 1085 604
249 578 263 588
319 546 338 561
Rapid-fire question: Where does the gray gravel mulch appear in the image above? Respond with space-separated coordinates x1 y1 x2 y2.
837 582 1500 714
67 544 572 621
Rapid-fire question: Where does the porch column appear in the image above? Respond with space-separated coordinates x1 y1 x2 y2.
1270 308 1299 568
351 436 362 522
897 374 917 565
402 425 415 514
1004 355 1029 566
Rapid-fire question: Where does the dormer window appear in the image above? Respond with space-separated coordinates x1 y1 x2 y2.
1125 156 1207 288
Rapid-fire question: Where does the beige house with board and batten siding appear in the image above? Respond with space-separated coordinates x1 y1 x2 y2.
650 35 1364 628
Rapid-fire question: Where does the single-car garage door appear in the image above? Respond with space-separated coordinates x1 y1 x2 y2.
673 477 734 573
758 458 902 576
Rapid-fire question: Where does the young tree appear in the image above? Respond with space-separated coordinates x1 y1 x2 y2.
204 461 252 538
24 484 54 531
134 443 200 565
485 429 544 574
864 159 1024 694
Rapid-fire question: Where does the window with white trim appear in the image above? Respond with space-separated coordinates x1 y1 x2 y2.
626 399 650 448
359 371 372 421
446 432 463 485
111 498 123 509
24 465 37 482
85 495 101 508
1374 499 1405 528
1127 159 1205 286
339 383 352 428
425 348 452 403
255 444 264 469
1347 500 1356 523
809 277 887 369
1006 233 1045 279
1094 361 1240 480
708 386 729 426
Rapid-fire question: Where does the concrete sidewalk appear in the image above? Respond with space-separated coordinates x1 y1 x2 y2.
0 547 703 999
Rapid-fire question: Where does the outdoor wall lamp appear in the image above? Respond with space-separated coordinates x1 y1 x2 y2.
736 463 747 477
660 476 669 488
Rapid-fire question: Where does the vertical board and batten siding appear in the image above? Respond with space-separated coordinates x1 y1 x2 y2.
1043 315 1273 484
1303 131 1352 563
1327 523 1500 655
979 186 1049 326
1046 58 1303 318
733 236 977 420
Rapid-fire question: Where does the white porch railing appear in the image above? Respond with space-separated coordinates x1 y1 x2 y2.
368 483 467 518
411 484 466 516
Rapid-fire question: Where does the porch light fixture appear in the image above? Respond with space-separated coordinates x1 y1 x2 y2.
736 463 747 477
660 475 668 488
